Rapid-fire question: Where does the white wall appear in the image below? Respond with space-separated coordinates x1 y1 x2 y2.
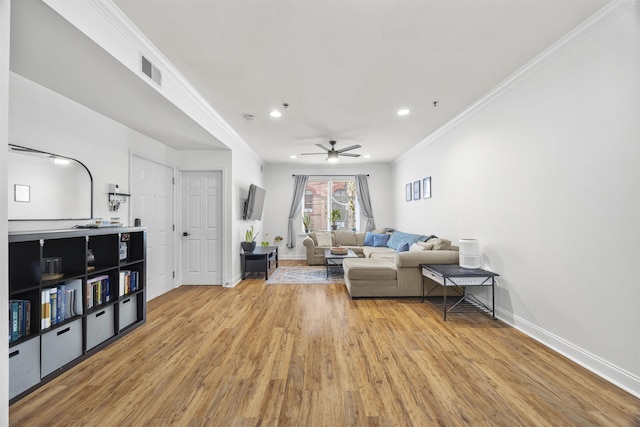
1 0 10 423
8 73 178 231
8 73 254 286
392 1 640 396
263 164 393 260
174 147 262 286
40 0 264 287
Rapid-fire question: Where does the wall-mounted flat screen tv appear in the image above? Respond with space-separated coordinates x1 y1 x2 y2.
243 184 266 220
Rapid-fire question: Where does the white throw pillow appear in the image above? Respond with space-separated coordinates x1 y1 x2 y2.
316 232 332 247
409 243 425 252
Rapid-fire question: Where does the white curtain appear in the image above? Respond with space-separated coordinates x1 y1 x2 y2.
355 174 376 231
286 175 309 248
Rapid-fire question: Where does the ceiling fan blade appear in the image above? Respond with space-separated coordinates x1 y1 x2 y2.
315 144 331 152
339 153 361 157
336 144 361 153
300 152 326 156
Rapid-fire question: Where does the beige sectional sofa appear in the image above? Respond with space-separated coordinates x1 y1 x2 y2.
302 230 460 297
303 230 367 265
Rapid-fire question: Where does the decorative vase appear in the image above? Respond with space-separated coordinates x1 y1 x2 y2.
241 241 256 253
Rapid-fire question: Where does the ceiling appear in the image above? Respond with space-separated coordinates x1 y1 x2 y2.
12 0 610 164
9 0 228 151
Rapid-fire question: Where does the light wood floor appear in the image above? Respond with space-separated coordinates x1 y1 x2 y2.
10 261 640 426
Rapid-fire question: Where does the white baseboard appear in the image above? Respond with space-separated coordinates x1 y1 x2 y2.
490 302 640 399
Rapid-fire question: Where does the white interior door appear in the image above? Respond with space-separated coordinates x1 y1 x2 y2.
131 155 175 300
181 171 222 285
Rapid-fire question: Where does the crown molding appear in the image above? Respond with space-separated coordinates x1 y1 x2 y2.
85 0 259 159
394 0 634 166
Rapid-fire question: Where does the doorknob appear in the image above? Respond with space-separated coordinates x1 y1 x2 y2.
183 232 190 237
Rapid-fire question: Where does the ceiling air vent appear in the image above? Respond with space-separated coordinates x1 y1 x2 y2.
141 55 161 86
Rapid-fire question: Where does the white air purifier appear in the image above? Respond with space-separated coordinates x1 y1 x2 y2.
459 239 480 269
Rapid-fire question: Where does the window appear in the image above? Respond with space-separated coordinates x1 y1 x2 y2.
303 177 360 231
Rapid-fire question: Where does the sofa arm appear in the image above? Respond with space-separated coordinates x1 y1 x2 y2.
395 250 459 268
303 236 316 261
303 236 316 247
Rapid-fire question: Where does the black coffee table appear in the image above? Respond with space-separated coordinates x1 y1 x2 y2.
324 249 358 278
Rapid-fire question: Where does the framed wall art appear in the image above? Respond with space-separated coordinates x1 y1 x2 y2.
405 183 412 201
413 180 420 200
423 177 431 199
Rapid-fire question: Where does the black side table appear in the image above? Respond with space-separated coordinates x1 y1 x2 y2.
421 264 499 320
241 246 278 279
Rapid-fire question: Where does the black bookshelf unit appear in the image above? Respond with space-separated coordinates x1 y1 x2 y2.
8 227 147 403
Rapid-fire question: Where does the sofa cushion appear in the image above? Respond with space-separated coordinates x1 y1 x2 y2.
363 247 395 258
335 230 356 246
386 231 431 250
427 238 452 250
355 232 366 246
343 258 396 280
372 233 391 247
396 250 459 268
396 242 410 253
409 243 425 251
363 232 375 246
316 232 333 247
417 241 435 250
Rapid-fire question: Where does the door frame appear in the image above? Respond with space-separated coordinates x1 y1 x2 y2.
177 168 225 287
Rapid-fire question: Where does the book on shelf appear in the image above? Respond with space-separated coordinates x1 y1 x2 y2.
39 279 82 331
8 299 31 343
86 275 110 309
119 270 139 297
41 289 51 330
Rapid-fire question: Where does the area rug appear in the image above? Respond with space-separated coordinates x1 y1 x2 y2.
265 266 345 285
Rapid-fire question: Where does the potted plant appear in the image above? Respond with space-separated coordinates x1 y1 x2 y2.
241 225 259 253
330 208 341 231
302 214 312 233
261 233 270 247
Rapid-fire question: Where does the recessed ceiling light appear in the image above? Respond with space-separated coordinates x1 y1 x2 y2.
364 154 371 159
290 155 297 159
397 108 410 116
269 110 282 118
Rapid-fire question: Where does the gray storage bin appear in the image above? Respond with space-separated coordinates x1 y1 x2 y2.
41 318 82 378
86 304 115 350
9 337 40 399
119 295 138 331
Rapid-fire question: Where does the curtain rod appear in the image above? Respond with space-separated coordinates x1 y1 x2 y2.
292 174 369 177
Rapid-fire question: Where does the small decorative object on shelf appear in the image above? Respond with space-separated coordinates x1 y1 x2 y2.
120 233 129 261
42 257 62 281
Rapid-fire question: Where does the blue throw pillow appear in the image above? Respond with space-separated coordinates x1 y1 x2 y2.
363 232 375 246
386 230 429 250
396 242 410 253
372 233 390 247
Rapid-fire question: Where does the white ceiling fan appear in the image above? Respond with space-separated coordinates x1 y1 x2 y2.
301 140 361 162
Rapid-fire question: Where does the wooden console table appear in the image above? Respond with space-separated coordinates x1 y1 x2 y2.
241 246 278 280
